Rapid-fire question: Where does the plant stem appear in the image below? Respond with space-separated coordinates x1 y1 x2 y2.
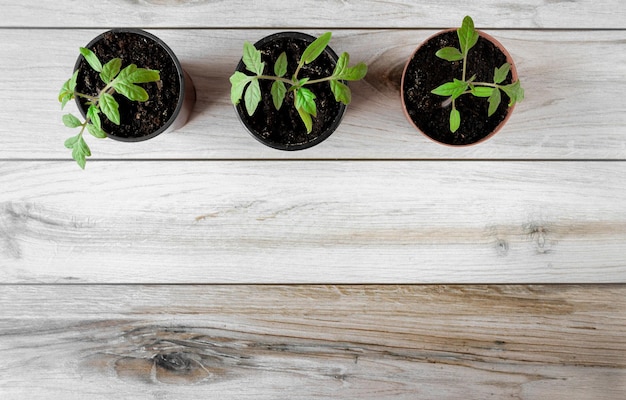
256 75 295 86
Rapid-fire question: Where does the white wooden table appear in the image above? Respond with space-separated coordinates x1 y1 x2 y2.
1 1 625 398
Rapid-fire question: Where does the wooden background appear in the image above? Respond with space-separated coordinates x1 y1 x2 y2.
1 0 625 398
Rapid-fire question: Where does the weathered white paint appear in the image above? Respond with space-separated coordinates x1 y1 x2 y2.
1 161 624 283
0 0 623 28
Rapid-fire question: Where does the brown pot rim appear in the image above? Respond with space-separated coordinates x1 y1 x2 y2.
400 28 518 147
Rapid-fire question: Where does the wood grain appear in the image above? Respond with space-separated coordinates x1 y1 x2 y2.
1 29 625 160
0 0 624 28
1 284 624 399
1 161 624 283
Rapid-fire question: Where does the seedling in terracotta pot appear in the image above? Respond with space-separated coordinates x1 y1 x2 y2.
431 16 524 133
230 32 367 134
59 47 160 169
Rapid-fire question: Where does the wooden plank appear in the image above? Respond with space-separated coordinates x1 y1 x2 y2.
1 29 625 160
1 161 624 283
1 0 624 28
1 284 624 399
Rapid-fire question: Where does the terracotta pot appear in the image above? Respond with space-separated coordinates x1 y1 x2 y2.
401 28 519 146
74 28 196 142
233 31 347 151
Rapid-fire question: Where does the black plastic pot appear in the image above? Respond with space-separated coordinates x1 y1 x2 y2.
233 32 347 151
74 29 195 142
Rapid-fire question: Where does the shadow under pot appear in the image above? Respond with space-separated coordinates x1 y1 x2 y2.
401 29 520 146
74 29 195 142
233 32 347 151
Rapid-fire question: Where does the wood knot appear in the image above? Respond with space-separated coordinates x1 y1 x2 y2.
154 352 193 372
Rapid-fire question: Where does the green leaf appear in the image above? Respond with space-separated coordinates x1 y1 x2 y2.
79 47 103 72
244 78 261 115
100 93 120 125
458 16 479 56
68 134 91 169
87 105 101 130
435 47 463 62
295 88 317 117
301 32 331 64
69 70 79 91
242 41 265 76
330 80 351 105
113 81 149 102
431 79 468 99
501 80 525 106
87 123 107 138
333 52 349 77
470 86 494 97
450 108 461 133
487 87 502 116
229 71 252 105
62 113 82 128
494 63 511 84
270 80 287 110
117 64 137 81
338 62 368 81
59 71 79 108
64 135 79 149
297 107 313 134
100 58 122 84
274 52 288 77
128 68 160 83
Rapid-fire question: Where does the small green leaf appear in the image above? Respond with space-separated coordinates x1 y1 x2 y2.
301 32 331 64
431 79 468 99
229 71 252 105
471 86 494 97
295 88 317 117
87 105 101 129
69 70 79 91
450 108 461 133
69 135 91 169
501 81 525 106
62 113 82 128
59 72 77 108
274 52 288 77
297 107 313 134
242 41 264 76
117 64 137 81
100 58 122 84
458 16 479 56
244 78 261 115
270 80 287 110
330 80 351 105
435 47 463 62
87 123 107 138
333 52 349 77
60 94 72 109
494 63 511 84
64 135 79 149
338 63 368 81
79 47 103 72
128 68 160 83
487 87 502 116
113 81 149 102
100 93 120 125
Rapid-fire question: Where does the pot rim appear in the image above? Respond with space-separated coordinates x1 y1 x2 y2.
233 31 348 151
74 28 189 142
400 28 519 147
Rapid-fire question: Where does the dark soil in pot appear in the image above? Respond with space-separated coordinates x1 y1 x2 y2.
75 29 184 141
402 30 514 146
235 32 346 150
